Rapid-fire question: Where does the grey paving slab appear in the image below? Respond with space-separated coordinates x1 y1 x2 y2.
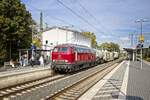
127 61 150 100
92 61 127 100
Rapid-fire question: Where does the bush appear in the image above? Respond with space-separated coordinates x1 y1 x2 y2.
146 57 150 62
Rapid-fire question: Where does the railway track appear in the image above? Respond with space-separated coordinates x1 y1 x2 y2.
45 62 120 100
0 74 65 99
0 59 123 100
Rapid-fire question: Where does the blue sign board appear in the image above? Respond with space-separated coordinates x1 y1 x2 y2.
31 44 36 50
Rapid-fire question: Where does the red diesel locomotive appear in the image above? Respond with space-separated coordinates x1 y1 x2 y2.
51 44 96 73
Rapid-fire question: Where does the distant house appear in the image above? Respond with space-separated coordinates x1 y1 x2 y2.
42 26 91 50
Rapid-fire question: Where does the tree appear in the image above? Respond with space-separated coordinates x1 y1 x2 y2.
33 37 41 48
98 42 120 52
0 0 33 62
81 32 97 48
29 23 42 48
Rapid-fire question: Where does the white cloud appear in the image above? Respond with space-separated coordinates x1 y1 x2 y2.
120 37 130 41
100 35 112 39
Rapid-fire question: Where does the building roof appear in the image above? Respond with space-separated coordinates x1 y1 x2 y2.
43 26 81 33
123 47 149 52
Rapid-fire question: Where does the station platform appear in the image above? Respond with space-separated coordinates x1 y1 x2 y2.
79 60 150 100
0 64 51 78
0 64 52 90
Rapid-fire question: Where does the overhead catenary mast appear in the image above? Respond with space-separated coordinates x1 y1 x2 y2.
40 11 43 32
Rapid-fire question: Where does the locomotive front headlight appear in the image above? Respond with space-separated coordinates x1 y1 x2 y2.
65 60 68 63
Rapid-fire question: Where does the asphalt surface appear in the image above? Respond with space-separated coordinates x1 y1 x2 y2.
127 61 150 100
92 61 127 100
79 60 150 100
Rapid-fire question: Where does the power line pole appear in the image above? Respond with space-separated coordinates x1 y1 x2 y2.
45 23 48 29
130 33 134 47
135 18 148 69
40 11 43 32
40 11 43 49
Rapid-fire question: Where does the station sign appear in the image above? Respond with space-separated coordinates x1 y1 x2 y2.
138 35 144 43
31 44 36 50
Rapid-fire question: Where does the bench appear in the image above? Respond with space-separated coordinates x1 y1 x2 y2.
4 62 12 69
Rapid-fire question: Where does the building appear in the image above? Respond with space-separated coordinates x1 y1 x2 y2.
42 26 91 50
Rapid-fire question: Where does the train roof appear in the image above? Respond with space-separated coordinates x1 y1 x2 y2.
54 43 90 49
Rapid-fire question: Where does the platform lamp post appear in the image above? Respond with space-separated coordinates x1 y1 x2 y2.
29 25 38 61
135 18 148 69
30 25 38 43
30 25 34 60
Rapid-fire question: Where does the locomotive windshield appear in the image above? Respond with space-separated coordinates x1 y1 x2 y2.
61 47 68 52
53 47 68 52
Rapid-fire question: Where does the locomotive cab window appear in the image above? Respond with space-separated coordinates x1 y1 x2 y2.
53 47 59 52
53 47 68 52
61 47 68 52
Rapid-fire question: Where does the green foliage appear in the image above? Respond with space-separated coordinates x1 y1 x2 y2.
33 38 41 48
98 42 120 52
0 0 33 63
81 32 97 48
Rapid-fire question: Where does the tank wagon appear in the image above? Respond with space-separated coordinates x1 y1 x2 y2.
51 44 96 73
102 50 119 62
94 49 104 64
103 50 111 62
113 51 119 59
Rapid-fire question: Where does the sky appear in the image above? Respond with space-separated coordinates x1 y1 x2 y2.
21 0 150 48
